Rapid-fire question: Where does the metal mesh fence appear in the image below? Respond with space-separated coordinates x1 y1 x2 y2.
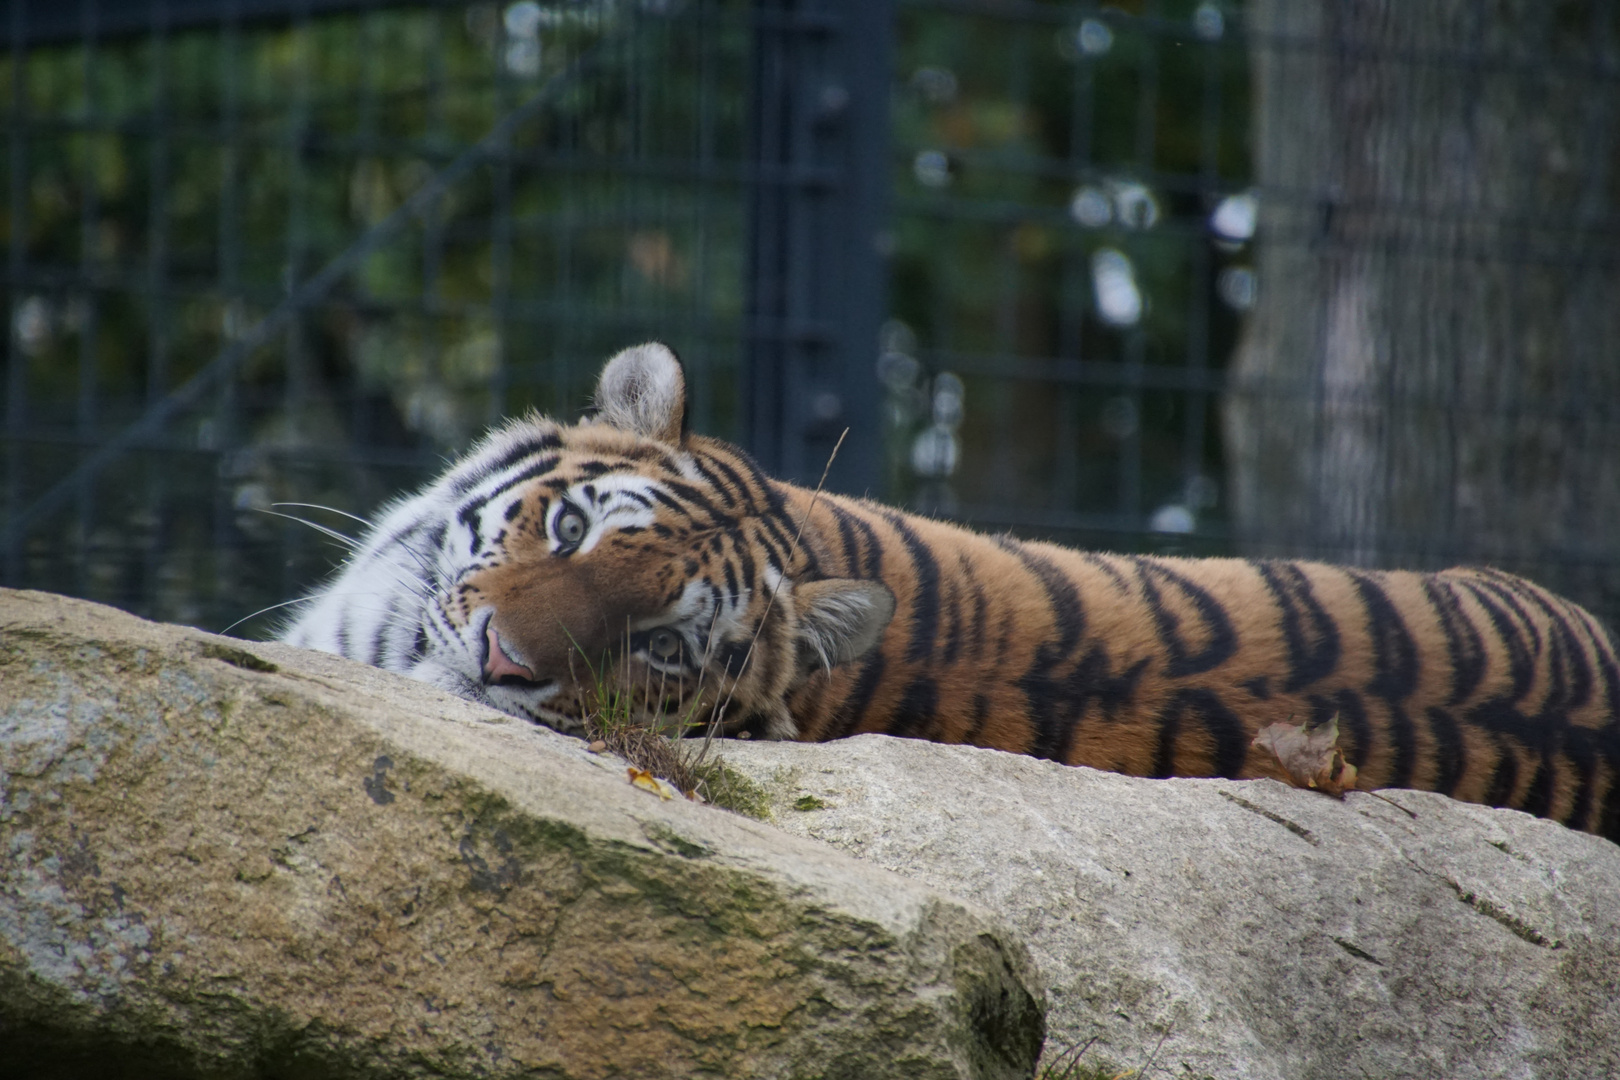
3 0 755 636
881 0 1247 555
5 0 1620 638
878 0 1620 631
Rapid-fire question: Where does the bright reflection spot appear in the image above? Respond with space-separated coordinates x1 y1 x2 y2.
1070 186 1112 228
1218 266 1257 311
1194 3 1225 41
1091 249 1143 327
1150 504 1197 534
505 39 541 76
14 295 51 355
1211 192 1258 241
914 150 951 188
911 425 960 478
504 1 541 37
1077 19 1114 56
1111 181 1160 230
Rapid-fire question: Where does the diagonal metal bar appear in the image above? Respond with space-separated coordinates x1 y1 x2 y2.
0 37 617 553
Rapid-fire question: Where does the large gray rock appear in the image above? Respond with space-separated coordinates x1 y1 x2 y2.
0 590 1043 1080
718 735 1620 1080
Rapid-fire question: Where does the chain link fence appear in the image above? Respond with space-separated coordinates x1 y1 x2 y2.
4 0 757 635
5 0 1619 636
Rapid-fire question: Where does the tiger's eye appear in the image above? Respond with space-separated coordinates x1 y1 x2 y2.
556 508 586 545
649 628 682 660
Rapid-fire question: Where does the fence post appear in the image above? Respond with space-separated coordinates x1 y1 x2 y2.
743 0 893 496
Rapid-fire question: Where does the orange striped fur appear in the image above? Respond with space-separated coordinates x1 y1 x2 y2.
286 344 1620 841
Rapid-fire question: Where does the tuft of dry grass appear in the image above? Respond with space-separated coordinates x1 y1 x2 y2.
568 636 768 816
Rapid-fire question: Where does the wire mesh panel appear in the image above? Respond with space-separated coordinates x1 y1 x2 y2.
5 0 1620 638
881 0 1249 555
879 0 1620 632
2 0 755 636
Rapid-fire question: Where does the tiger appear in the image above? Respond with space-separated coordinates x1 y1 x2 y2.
281 342 1620 841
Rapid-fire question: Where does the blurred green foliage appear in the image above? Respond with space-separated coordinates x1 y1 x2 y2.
886 0 1249 550
2 0 1251 635
3 1 754 632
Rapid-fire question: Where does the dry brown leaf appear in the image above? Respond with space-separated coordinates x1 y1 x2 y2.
627 766 677 800
1252 713 1359 798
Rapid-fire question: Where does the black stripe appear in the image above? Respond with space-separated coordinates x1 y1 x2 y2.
1308 691 1373 769
886 512 943 664
1080 552 1130 594
941 570 964 665
1475 575 1545 656
1562 727 1597 831
965 693 991 745
1484 736 1520 807
832 651 886 738
1422 576 1488 705
665 480 724 522
1521 756 1555 818
830 506 891 737
1328 693 1380 777
889 677 940 740
1003 539 1085 658
1424 707 1466 796
703 452 761 511
961 552 989 661
848 506 885 579
646 485 701 523
689 455 738 508
1507 580 1593 716
1152 687 1248 779
1256 561 1341 691
829 502 864 578
1021 646 1151 765
1458 581 1536 701
1347 572 1419 702
732 529 757 599
1133 557 1237 678
1601 762 1620 844
454 456 561 533
718 444 778 505
1385 704 1417 789
457 503 483 555
449 431 562 495
755 511 799 572
370 597 394 667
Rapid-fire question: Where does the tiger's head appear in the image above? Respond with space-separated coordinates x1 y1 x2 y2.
383 343 894 738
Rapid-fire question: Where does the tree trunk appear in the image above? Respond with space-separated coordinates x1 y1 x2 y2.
1226 0 1620 627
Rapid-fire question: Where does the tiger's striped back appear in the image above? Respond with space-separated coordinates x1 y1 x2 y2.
776 490 1620 837
281 343 1620 842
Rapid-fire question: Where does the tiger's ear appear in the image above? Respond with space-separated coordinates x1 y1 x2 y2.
794 579 896 673
594 342 688 444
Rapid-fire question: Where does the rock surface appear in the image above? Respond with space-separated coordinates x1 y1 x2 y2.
716 736 1620 1080
0 589 1043 1080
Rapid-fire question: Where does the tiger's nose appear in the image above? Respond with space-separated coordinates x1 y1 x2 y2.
483 624 539 685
